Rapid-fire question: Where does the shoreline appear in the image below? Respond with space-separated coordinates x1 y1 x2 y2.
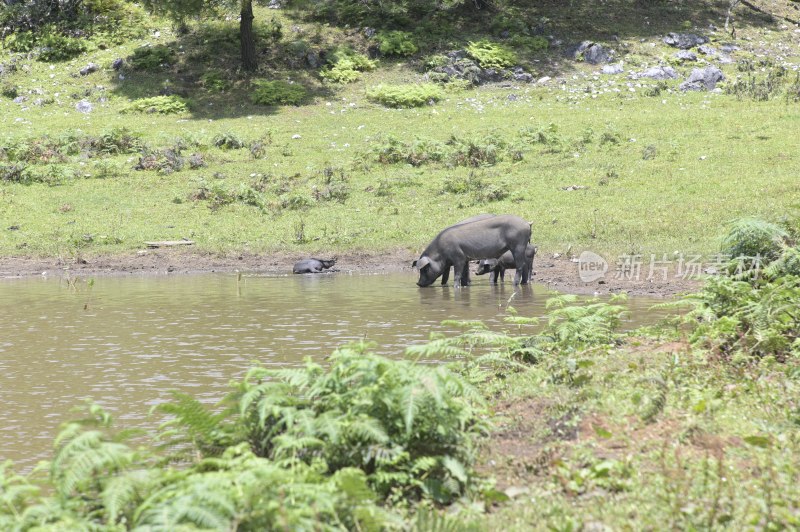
0 249 698 296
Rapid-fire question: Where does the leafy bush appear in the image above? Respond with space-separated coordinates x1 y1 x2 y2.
371 135 446 166
1 83 18 99
128 44 176 70
0 163 30 183
231 346 486 502
720 217 789 264
680 275 800 362
321 49 377 84
725 67 798 101
0 403 393 530
377 31 419 56
38 32 88 61
367 83 444 108
200 70 231 93
466 40 517 69
251 80 307 106
508 35 549 52
212 132 247 150
122 95 188 115
447 134 523 167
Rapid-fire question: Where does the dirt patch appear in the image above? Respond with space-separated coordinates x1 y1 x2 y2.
476 397 564 492
0 250 698 296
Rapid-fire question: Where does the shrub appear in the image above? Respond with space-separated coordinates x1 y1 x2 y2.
213 132 246 150
38 32 88 61
367 83 444 108
0 163 29 183
725 68 797 102
320 50 377 84
447 134 522 167
251 80 307 106
377 31 419 56
87 128 143 155
1 83 18 99
466 40 517 69
224 346 487 502
720 217 789 263
128 44 175 70
200 70 231 93
508 35 549 52
122 95 188 115
680 275 800 361
371 135 446 166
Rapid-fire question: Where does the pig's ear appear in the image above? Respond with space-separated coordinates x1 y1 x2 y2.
415 257 431 270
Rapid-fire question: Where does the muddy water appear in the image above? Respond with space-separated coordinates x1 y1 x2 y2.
0 272 670 468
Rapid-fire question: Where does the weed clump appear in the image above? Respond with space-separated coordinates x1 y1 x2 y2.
320 49 377 84
122 95 188 115
212 132 246 150
466 40 517 69
720 218 789 264
377 30 418 56
725 66 799 102
128 44 176 70
367 83 444 108
251 80 307 106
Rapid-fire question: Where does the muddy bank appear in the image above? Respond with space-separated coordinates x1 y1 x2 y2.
0 249 698 297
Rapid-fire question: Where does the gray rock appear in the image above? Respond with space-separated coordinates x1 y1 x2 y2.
674 50 698 62
680 66 725 91
33 98 46 106
447 50 468 61
601 63 624 74
721 44 739 53
112 58 124 70
363 27 375 39
574 41 612 64
79 63 99 76
663 32 708 49
698 44 717 56
267 0 281 7
13 96 26 104
76 100 93 113
637 66 678 80
512 67 533 82
305 51 320 68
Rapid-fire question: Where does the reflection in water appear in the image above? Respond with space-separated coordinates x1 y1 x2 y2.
0 272 668 469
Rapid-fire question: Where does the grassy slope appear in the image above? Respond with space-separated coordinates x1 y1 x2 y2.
477 332 800 530
1 1 799 261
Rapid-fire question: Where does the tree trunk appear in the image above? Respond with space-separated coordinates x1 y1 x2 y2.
240 0 257 71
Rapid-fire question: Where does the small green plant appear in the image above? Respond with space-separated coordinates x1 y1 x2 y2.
377 31 419 56
200 70 231 93
1 83 19 99
466 40 517 69
251 80 307 106
367 84 444 108
725 68 796 102
122 96 188 115
128 44 175 70
508 35 549 52
720 217 789 263
212 132 246 150
320 49 376 84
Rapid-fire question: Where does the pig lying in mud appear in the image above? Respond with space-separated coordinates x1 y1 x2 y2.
293 258 336 274
412 214 532 287
475 244 537 284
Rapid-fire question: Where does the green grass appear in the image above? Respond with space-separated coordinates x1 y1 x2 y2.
477 335 800 530
1 2 799 261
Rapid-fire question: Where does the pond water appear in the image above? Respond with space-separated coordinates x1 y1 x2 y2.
0 272 671 469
